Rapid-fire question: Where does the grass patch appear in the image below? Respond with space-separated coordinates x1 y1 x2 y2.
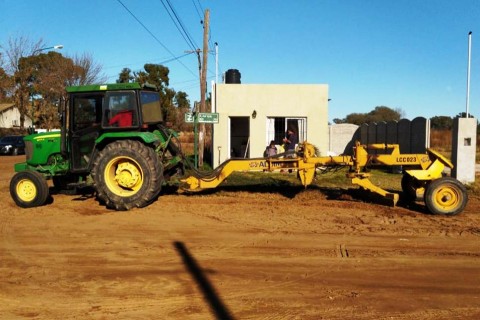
219 168 404 192
202 167 480 198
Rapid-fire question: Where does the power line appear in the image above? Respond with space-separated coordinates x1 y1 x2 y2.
188 1 219 83
160 0 199 52
191 0 203 21
115 0 197 78
191 0 215 52
103 52 194 71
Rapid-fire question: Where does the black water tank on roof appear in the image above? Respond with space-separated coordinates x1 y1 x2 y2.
225 69 241 84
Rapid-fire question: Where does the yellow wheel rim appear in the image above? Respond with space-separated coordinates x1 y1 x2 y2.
16 179 37 202
433 185 460 210
104 156 144 197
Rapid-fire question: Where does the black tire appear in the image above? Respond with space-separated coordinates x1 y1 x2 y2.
424 177 468 215
10 171 49 208
91 140 163 210
401 174 425 201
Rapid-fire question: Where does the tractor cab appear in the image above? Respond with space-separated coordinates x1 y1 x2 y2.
65 83 163 172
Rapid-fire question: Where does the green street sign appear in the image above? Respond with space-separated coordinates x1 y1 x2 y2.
185 112 219 123
199 112 219 123
185 113 195 123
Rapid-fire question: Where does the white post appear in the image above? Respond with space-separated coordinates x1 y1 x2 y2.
466 31 472 117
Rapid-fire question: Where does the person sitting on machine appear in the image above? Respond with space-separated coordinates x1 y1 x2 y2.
264 140 278 157
108 108 133 127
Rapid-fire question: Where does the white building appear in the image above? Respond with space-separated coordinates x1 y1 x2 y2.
0 103 33 128
211 83 329 167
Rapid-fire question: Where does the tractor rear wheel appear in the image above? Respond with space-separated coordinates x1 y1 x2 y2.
92 140 163 210
424 177 467 215
10 171 49 208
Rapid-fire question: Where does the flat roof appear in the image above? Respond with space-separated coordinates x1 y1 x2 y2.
66 83 146 93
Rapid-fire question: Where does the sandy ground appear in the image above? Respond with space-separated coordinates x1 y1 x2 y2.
1 155 480 320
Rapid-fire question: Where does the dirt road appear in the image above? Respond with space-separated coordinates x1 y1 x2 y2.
1 155 480 319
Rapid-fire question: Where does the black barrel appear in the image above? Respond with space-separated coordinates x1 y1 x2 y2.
225 69 241 84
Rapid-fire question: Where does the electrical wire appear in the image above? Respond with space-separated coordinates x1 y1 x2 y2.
191 0 203 21
103 52 194 71
160 0 199 52
115 0 197 78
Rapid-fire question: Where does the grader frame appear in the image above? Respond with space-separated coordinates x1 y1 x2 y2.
182 141 468 215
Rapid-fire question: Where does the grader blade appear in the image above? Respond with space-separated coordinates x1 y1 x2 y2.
350 175 399 207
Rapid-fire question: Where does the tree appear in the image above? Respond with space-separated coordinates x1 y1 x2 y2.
0 67 11 101
1 35 45 128
456 112 475 119
366 106 403 123
174 91 192 131
117 68 134 83
345 112 368 125
341 106 404 125
1 35 106 129
174 91 190 109
17 52 76 129
117 63 191 126
67 53 107 86
135 64 170 88
430 116 453 130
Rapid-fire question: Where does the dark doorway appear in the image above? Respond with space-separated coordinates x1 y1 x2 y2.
229 116 250 158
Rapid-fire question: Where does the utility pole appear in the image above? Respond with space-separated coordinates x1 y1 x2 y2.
198 9 209 167
215 42 219 84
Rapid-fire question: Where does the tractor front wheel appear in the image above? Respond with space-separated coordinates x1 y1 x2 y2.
10 171 49 208
424 177 468 215
92 140 163 210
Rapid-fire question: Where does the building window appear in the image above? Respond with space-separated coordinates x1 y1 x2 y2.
267 117 306 145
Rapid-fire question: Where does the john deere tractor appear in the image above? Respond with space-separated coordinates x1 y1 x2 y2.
10 83 184 210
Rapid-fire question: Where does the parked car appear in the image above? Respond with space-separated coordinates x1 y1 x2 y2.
0 135 25 155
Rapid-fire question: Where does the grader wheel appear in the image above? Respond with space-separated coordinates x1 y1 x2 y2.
424 177 468 215
92 140 163 210
10 171 49 208
401 174 426 201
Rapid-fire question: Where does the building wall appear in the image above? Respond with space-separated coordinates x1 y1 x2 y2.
0 106 32 128
328 123 359 155
213 84 329 166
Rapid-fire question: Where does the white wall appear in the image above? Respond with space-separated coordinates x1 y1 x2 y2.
213 84 329 166
0 106 32 128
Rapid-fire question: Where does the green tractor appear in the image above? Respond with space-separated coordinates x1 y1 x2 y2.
10 83 185 210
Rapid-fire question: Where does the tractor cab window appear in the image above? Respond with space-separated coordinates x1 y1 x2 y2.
140 91 163 123
104 91 138 128
72 94 103 131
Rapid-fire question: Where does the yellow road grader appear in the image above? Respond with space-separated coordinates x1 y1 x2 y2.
182 141 468 215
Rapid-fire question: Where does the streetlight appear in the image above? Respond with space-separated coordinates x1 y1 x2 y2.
32 44 64 55
30 44 64 132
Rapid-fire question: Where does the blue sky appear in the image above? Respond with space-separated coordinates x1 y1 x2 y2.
1 0 479 122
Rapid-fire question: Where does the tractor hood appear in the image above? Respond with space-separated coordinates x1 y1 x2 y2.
24 131 62 165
